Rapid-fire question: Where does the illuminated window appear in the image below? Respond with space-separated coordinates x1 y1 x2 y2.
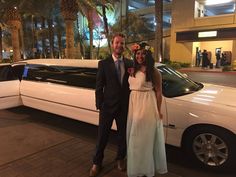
195 0 235 18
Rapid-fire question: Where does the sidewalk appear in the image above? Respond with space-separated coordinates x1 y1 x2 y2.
102 161 181 177
178 66 236 74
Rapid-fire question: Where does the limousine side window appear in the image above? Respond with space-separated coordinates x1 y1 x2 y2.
0 65 17 81
22 64 97 89
12 64 26 81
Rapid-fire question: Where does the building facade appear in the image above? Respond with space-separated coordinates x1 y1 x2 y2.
170 0 236 66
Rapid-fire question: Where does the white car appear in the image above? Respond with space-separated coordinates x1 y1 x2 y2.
0 59 236 170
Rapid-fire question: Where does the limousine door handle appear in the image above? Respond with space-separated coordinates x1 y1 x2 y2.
167 124 176 129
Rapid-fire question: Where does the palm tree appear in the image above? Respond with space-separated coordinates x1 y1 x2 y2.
111 12 153 43
21 0 58 58
47 19 54 58
86 7 95 59
155 0 163 62
84 1 113 59
99 1 115 53
0 1 19 60
0 26 2 61
0 0 59 60
0 10 2 61
39 0 59 58
0 0 34 61
0 7 5 61
61 0 78 59
61 0 116 59
5 7 22 62
94 0 117 54
54 15 65 59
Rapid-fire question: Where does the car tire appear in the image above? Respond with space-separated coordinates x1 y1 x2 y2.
184 126 236 170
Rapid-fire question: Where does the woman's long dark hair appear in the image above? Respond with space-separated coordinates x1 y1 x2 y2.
133 45 155 82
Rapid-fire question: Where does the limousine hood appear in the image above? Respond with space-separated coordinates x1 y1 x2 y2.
178 83 236 107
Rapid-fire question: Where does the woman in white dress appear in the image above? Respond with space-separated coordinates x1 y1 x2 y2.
127 42 168 177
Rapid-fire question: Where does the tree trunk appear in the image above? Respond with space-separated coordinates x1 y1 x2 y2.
102 5 111 53
155 0 163 62
31 15 35 58
88 21 93 59
5 7 21 62
19 22 25 59
31 15 37 58
0 27 2 61
48 19 54 58
87 9 94 59
60 0 78 59
57 29 62 58
65 20 75 58
41 16 46 58
11 22 21 62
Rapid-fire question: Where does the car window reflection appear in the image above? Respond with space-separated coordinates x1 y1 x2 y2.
0 65 17 81
22 64 97 89
157 66 203 98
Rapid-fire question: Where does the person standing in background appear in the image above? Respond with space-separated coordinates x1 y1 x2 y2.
215 50 221 68
196 50 202 67
202 49 208 68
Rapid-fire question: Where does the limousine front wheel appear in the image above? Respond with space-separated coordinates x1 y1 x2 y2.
184 126 236 170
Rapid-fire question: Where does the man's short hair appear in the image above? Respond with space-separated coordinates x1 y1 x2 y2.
111 33 126 44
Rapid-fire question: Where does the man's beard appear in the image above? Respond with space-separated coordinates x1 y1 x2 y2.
115 48 123 56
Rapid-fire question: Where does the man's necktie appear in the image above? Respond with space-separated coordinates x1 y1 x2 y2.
116 59 121 84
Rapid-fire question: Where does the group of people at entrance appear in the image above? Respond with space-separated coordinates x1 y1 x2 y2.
196 49 229 68
196 49 211 68
89 33 168 177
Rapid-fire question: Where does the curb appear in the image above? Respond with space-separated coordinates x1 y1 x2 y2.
178 69 236 74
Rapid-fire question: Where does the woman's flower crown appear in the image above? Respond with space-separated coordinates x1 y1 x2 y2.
131 43 140 52
130 43 154 53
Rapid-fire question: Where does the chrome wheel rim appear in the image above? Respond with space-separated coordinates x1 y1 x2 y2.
193 133 228 167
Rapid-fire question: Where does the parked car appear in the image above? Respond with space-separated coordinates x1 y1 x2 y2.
0 59 235 170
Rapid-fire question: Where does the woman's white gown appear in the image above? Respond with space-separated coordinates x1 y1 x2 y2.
127 71 168 177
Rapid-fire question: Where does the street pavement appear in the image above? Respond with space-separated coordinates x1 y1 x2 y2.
178 66 236 88
178 66 229 73
0 106 235 177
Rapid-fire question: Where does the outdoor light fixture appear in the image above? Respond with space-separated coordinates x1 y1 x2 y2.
205 0 233 6
198 31 217 38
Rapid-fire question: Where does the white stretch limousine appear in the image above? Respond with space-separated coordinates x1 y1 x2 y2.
0 59 236 170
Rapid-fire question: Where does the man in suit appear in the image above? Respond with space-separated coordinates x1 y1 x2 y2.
89 33 133 177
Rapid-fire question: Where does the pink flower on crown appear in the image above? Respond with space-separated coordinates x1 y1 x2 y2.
131 43 140 53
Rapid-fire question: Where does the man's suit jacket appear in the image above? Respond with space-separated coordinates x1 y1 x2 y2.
95 56 133 114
